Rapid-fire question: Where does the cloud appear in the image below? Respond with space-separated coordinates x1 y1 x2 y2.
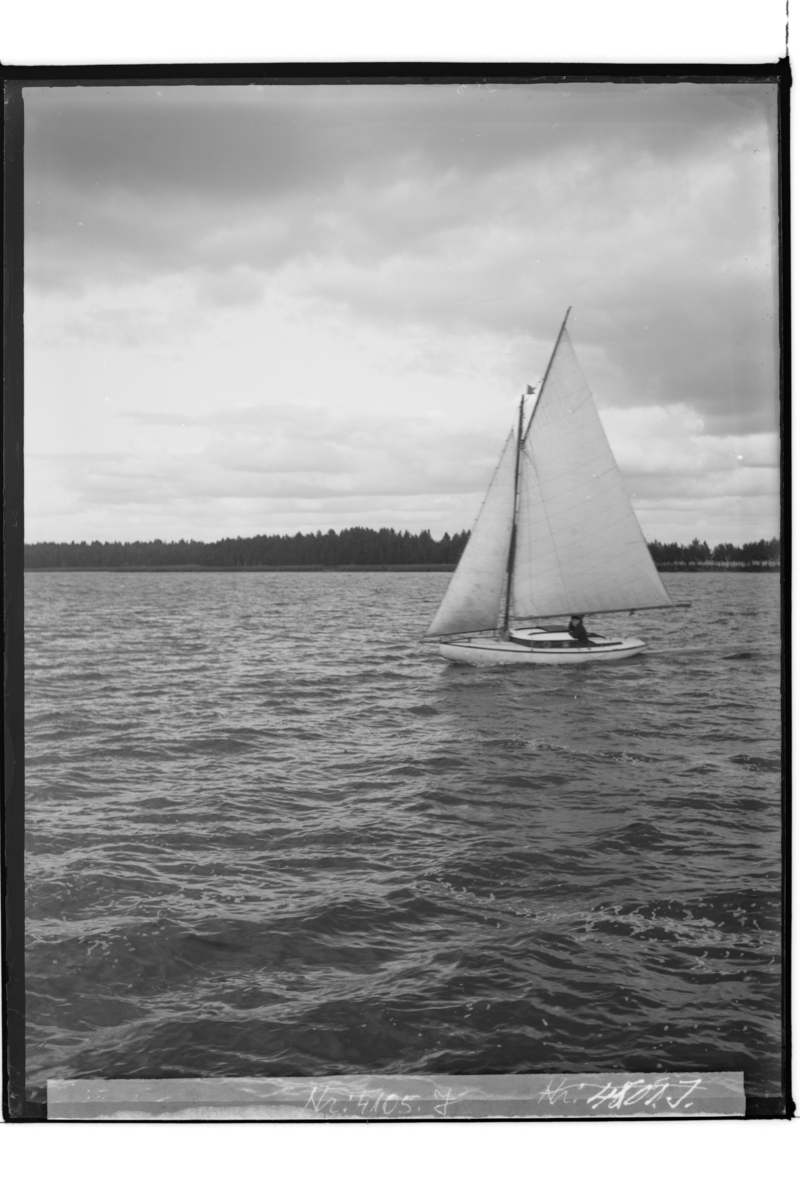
23 82 780 544
25 81 778 437
29 392 509 526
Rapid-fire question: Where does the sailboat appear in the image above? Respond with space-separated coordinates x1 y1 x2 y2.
425 309 678 665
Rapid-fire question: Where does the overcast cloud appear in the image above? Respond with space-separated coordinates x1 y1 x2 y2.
24 82 780 545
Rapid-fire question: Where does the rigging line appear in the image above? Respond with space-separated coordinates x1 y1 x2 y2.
512 312 574 621
509 601 691 621
502 396 526 632
523 305 572 442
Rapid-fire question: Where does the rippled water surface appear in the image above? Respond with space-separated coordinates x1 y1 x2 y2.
25 571 784 1102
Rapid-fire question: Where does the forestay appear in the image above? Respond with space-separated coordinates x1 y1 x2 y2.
425 429 517 636
511 330 672 619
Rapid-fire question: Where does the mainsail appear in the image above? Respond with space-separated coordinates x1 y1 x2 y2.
425 429 517 636
511 328 672 619
427 314 673 639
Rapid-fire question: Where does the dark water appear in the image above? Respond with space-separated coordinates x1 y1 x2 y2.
25 571 784 1102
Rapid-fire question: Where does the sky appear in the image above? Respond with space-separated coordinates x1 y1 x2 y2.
23 81 781 547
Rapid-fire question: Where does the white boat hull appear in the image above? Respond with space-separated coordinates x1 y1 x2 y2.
437 633 646 666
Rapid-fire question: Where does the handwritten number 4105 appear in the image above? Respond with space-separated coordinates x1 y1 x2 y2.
305 1086 454 1117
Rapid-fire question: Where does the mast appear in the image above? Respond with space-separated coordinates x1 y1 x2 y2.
502 394 526 633
503 306 570 630
523 305 571 441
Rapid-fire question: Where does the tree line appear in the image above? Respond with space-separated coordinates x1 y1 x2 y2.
23 527 471 569
23 529 780 570
648 537 780 568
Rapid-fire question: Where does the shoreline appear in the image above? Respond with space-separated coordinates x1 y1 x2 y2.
22 563 458 573
23 563 780 574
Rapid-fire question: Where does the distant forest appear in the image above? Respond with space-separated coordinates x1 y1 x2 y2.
24 529 781 570
24 527 470 569
648 537 780 569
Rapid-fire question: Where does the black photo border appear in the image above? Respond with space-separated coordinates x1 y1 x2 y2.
2 58 792 1121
